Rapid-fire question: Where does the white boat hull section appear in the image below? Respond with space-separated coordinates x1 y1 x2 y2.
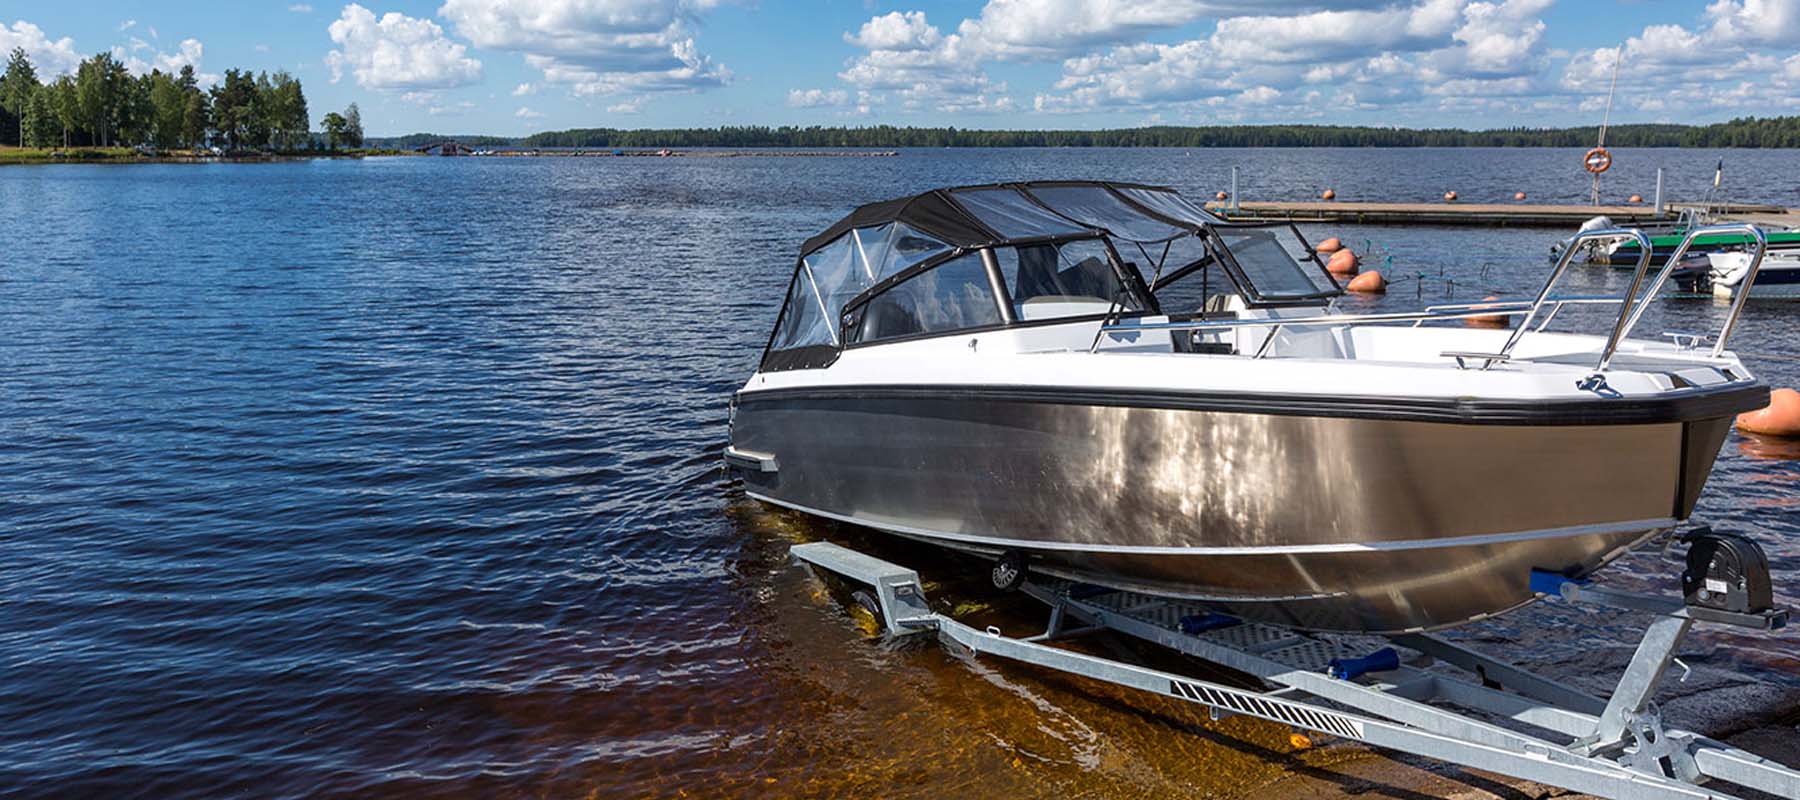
1708 251 1800 299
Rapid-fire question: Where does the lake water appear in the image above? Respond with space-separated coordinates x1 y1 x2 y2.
2 148 1798 798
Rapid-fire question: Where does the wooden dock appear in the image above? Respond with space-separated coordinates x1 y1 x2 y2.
1213 200 1799 228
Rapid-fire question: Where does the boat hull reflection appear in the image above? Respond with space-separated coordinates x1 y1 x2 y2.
731 391 1732 633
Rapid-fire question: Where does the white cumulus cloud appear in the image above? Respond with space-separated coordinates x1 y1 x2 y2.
325 4 483 91
845 11 941 50
787 88 849 107
438 0 727 99
115 37 216 84
0 20 81 76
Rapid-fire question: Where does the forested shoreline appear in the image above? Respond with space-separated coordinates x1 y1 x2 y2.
11 42 1800 157
521 118 1800 149
0 48 368 155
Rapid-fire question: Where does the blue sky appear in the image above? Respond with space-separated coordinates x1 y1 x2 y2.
4 1 1798 136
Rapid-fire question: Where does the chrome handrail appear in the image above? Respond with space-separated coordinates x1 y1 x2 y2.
1714 226 1769 357
1610 223 1766 359
1410 295 1624 331
1096 226 1779 366
1494 228 1652 371
1102 304 1533 335
1419 294 1620 314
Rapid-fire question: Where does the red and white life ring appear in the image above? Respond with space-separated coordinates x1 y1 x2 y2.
1583 147 1612 174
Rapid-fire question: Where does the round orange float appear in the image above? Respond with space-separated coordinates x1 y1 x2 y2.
1465 295 1509 329
1316 237 1343 254
1514 191 1527 201
1443 191 1458 202
1321 189 1336 201
1737 388 1800 438
1628 194 1643 204
1346 270 1386 293
1215 190 1229 201
1326 249 1359 275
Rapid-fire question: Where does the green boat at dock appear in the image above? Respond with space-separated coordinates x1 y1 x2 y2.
1600 227 1800 266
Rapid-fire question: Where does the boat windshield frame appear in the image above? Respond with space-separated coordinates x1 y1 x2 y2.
759 182 1343 371
835 231 1161 351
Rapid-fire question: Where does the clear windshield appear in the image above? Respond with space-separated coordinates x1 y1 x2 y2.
996 238 1148 321
1212 228 1338 300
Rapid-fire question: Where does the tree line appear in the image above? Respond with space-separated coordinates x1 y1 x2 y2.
365 133 514 149
521 119 1800 149
0 48 366 151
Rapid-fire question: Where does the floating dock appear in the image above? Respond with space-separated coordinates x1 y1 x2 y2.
1215 200 1799 228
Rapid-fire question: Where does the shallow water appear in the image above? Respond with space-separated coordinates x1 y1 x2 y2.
1 148 1797 798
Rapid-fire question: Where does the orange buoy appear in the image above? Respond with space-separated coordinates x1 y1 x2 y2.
1346 270 1386 293
1514 191 1527 201
1321 189 1336 201
1629 194 1643 204
1737 388 1800 438
1465 295 1509 329
1215 190 1229 201
1316 237 1343 254
1326 249 1359 275
1443 191 1458 202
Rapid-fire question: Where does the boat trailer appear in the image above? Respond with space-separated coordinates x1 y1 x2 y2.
790 531 1799 800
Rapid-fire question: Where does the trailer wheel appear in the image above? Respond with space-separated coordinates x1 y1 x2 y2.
850 589 885 636
991 550 1028 592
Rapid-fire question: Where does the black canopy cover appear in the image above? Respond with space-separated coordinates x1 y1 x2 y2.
798 180 1220 256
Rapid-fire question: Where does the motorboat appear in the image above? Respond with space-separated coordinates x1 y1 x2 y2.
726 181 1772 634
1582 210 1800 267
1705 250 1800 299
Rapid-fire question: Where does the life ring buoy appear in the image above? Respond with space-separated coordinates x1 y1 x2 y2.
1584 147 1612 174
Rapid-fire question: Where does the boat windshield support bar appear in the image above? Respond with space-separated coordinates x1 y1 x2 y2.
980 247 1017 325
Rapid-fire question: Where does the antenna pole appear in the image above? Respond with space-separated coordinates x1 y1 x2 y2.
1592 46 1622 206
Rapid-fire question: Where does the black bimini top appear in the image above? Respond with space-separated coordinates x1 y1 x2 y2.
799 180 1223 256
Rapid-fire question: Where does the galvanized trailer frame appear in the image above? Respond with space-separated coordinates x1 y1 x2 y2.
790 540 1799 800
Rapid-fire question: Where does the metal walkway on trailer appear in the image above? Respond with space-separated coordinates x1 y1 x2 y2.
790 539 1800 800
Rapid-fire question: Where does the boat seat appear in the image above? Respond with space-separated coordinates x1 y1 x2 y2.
1170 309 1238 354
861 298 922 340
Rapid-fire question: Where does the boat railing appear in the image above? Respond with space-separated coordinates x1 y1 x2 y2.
1612 223 1766 358
1498 227 1653 372
1098 224 1766 368
1095 299 1594 359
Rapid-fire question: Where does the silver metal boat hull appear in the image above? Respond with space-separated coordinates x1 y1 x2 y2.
730 390 1733 633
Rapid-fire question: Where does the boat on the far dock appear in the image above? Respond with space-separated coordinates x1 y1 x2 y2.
1704 250 1800 299
1584 210 1800 267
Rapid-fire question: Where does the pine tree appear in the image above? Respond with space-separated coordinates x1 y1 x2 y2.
2 47 40 146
